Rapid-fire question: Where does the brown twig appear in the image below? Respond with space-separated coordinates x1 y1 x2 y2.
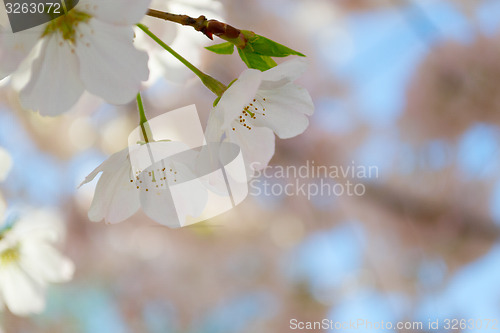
147 9 208 33
146 9 247 47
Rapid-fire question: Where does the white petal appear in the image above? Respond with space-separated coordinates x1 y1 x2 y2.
133 142 210 226
11 209 65 243
138 157 208 227
0 147 12 182
129 141 193 174
88 168 140 223
0 264 45 316
85 149 140 223
20 242 74 284
79 0 152 25
76 19 149 105
10 38 43 91
139 181 181 228
79 147 130 187
0 28 41 80
0 6 10 32
253 84 314 139
205 108 225 144
226 126 275 177
169 178 209 226
19 34 85 116
259 58 309 90
194 143 236 196
218 69 262 130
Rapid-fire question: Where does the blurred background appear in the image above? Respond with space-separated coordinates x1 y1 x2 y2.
1 0 500 331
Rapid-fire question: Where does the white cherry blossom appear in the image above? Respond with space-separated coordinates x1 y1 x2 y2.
0 210 74 316
0 0 151 116
205 58 314 175
79 141 209 227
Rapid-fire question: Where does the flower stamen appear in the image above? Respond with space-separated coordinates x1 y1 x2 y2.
234 96 268 131
42 10 92 42
0 246 20 266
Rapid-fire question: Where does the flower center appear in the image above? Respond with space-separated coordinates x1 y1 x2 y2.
42 9 91 42
0 245 20 266
232 96 267 131
129 166 179 193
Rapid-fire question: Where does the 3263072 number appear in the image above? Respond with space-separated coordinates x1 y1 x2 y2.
5 2 61 15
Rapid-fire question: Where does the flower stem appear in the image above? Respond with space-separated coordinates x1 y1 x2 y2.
136 93 151 143
136 23 227 97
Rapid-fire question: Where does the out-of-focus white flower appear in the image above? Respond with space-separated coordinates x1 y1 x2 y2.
0 0 151 116
0 147 12 182
79 141 208 227
0 210 74 316
205 58 314 176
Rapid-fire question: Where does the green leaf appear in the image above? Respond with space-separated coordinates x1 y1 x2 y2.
205 42 235 55
237 48 277 71
245 34 305 57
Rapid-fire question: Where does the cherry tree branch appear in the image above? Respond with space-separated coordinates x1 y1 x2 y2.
146 9 207 32
146 9 246 47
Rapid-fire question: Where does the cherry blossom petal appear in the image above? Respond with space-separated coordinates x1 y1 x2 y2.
139 186 179 227
19 34 84 116
79 147 129 186
259 58 309 90
253 84 314 138
0 28 41 80
20 242 74 284
226 126 275 174
76 19 149 105
85 149 140 223
205 107 225 143
217 69 262 130
11 210 65 243
138 156 208 227
0 264 44 316
79 0 152 26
